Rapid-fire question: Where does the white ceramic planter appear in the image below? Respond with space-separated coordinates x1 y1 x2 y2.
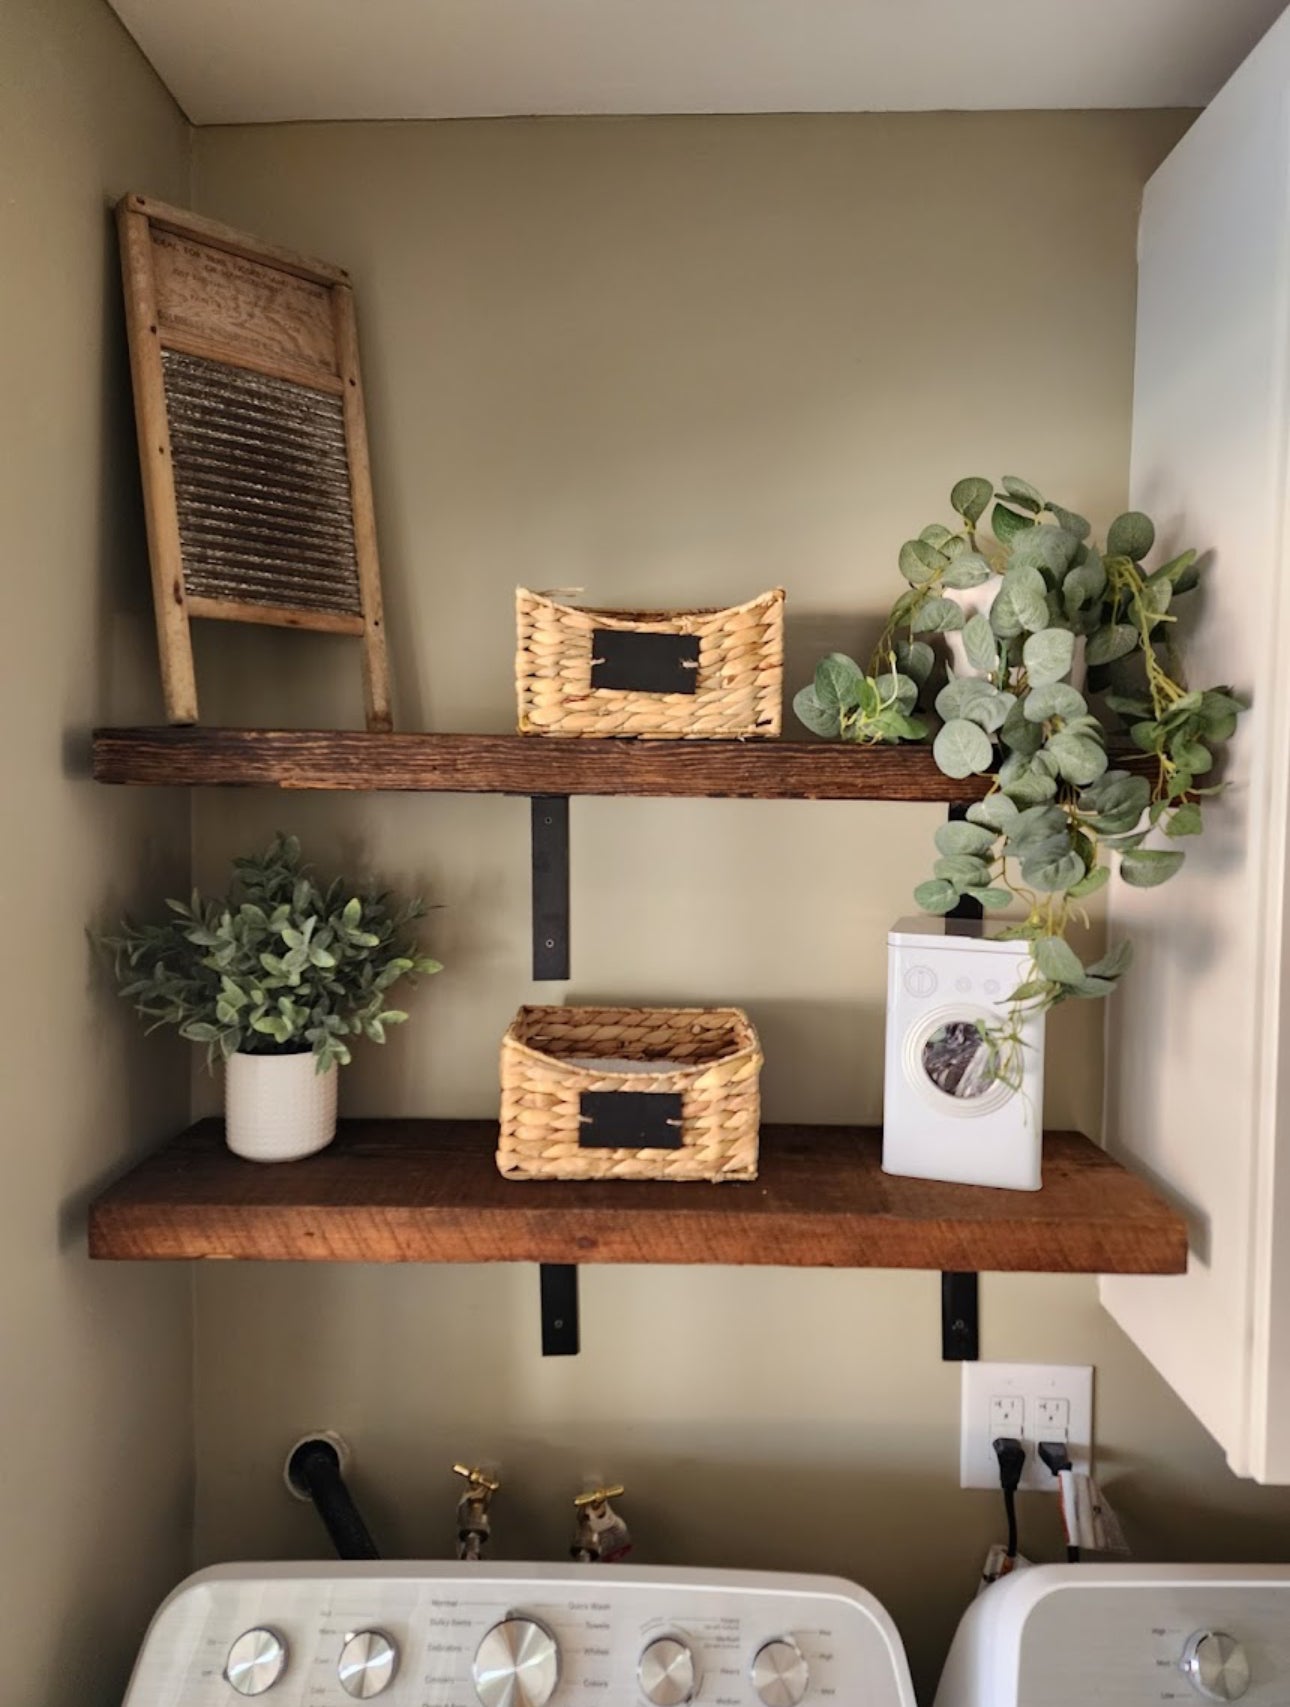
224 1050 338 1163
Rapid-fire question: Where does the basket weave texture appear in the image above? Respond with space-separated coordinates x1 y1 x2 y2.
515 587 784 739
498 1005 761 1182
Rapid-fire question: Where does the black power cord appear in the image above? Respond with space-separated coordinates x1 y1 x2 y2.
1038 1439 1081 1562
992 1436 1026 1562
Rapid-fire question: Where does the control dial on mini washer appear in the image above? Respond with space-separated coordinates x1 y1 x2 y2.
1180 1631 1251 1702
473 1616 561 1707
639 1635 699 1705
224 1628 287 1696
339 1628 399 1698
751 1637 811 1707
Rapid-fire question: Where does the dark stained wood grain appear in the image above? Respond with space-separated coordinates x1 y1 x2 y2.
90 728 1158 801
87 1120 1188 1272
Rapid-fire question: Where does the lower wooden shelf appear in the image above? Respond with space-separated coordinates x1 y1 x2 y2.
87 1120 1188 1272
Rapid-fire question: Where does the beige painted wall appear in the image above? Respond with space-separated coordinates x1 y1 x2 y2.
181 113 1290 1701
0 0 195 1700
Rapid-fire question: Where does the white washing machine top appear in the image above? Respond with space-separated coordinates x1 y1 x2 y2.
887 918 1024 952
121 1560 917 1707
933 1563 1290 1707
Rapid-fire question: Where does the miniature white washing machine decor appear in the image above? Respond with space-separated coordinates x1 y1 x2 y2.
884 917 1045 1191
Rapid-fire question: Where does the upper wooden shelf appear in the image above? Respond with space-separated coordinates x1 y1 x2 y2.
88 1119 1188 1272
92 728 1007 801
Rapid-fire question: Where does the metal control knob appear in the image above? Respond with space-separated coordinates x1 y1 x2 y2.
1181 1631 1251 1701
225 1628 288 1696
751 1638 811 1707
339 1629 399 1698
639 1635 698 1706
474 1616 561 1707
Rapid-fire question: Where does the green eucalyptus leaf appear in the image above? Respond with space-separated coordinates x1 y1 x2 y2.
1107 510 1156 560
1046 730 1108 786
940 553 993 590
1009 524 1080 576
910 596 966 634
1165 801 1204 836
793 685 839 737
1000 699 1044 755
933 718 994 778
814 653 867 710
965 887 1012 911
874 670 919 714
950 476 993 526
894 639 935 686
1172 738 1212 775
1103 690 1153 720
1062 558 1106 616
914 878 959 915
1120 847 1185 887
1086 624 1139 666
997 753 1058 804
934 854 992 888
1004 803 1067 849
935 677 1012 733
1021 850 1087 893
1034 936 1085 985
966 794 1019 831
1002 565 1049 632
963 614 998 673
992 502 1034 546
1068 863 1111 900
1086 940 1134 979
1024 682 1087 723
1022 627 1076 685
989 584 1024 639
899 538 948 586
1049 504 1092 541
934 820 998 858
1001 475 1044 510
920 523 954 550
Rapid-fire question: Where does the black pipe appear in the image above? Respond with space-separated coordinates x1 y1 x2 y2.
286 1437 381 1560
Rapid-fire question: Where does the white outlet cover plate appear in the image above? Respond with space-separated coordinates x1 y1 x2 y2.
960 1361 1094 1491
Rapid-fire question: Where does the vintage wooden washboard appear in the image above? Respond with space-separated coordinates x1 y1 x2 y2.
116 193 391 730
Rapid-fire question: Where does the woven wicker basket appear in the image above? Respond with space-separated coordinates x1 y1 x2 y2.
515 587 784 739
498 1005 762 1182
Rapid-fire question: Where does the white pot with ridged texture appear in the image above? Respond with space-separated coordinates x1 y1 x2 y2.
224 1051 338 1163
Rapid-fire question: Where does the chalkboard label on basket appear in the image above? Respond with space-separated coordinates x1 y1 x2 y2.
578 1090 685 1149
590 630 699 694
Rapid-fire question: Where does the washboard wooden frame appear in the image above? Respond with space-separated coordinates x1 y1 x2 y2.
116 192 391 731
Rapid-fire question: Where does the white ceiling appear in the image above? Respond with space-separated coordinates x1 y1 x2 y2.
109 0 1288 127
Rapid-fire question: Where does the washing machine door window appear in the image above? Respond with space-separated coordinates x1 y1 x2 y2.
906 1006 1016 1119
922 1021 997 1099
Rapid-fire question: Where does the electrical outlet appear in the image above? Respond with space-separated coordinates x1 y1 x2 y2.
989 1395 1025 1438
1034 1396 1070 1440
960 1362 1093 1491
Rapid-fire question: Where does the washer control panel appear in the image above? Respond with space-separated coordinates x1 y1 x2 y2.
934 1567 1290 1707
122 1563 915 1707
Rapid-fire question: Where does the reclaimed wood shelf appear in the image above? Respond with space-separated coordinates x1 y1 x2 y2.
87 1119 1188 1272
93 727 1034 801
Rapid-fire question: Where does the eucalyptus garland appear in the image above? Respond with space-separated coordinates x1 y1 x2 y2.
795 475 1246 1032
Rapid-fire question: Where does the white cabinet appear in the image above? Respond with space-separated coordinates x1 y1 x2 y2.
1101 8 1290 1482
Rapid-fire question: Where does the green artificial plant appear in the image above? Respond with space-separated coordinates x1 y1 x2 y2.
795 475 1246 1062
104 834 442 1071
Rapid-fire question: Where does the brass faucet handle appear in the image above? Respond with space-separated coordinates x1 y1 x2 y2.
574 1483 625 1510
454 1463 501 1493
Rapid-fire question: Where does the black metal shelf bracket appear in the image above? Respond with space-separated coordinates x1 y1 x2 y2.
941 1271 980 1361
539 1263 580 1356
531 795 570 981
